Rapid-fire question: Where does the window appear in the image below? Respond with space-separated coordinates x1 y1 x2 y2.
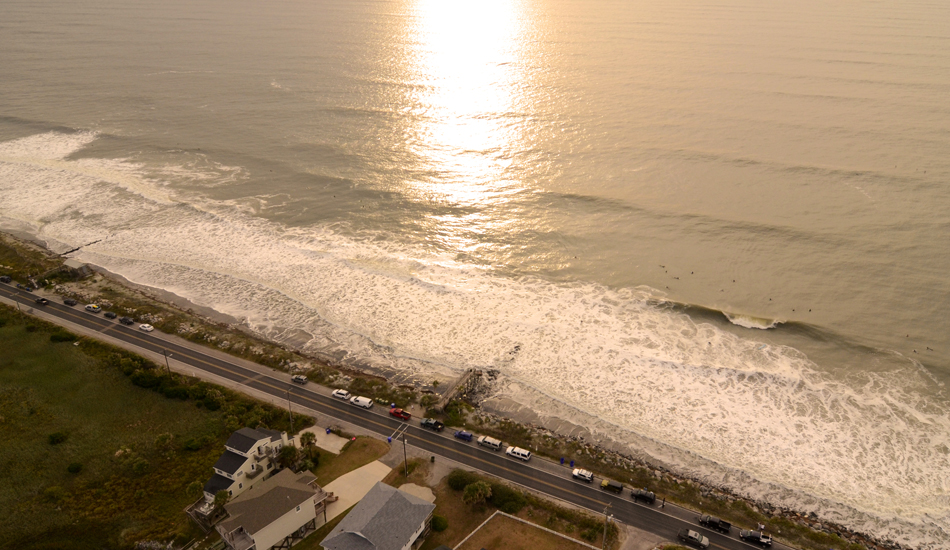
239 483 243 489
296 505 301 512
228 490 233 496
267 463 273 469
251 464 256 471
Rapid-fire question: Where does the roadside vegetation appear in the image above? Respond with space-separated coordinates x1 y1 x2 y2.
0 304 310 549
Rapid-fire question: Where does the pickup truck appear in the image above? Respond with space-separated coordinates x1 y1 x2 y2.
678 529 710 549
739 530 773 547
698 515 731 534
420 418 445 432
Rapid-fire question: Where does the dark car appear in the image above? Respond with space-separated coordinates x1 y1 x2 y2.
104 311 117 319
420 418 445 432
16 283 33 292
632 488 656 504
119 316 135 325
698 515 731 534
64 298 78 306
601 479 623 494
389 408 411 421
34 297 50 305
454 430 473 442
739 531 772 547
0 275 11 283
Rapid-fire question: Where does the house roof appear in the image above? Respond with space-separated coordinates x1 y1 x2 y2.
204 473 234 495
226 427 277 453
321 482 435 550
214 450 248 475
218 469 320 536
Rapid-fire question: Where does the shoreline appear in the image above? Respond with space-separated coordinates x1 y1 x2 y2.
0 229 912 550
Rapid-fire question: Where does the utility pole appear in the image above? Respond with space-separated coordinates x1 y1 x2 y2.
161 349 172 377
286 386 294 434
602 503 612 550
403 432 408 477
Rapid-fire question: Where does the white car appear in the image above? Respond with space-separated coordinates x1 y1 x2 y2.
139 324 154 332
291 375 308 384
572 468 594 482
349 395 373 409
505 446 532 461
85 304 101 313
331 389 352 400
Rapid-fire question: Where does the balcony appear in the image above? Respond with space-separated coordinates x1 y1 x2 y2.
222 527 255 550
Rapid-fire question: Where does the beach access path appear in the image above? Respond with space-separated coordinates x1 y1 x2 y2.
0 282 795 550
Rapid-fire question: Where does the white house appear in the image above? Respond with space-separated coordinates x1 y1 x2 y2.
216 469 328 550
320 482 435 550
202 427 295 504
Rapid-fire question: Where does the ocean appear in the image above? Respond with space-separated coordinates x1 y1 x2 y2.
1 0 948 546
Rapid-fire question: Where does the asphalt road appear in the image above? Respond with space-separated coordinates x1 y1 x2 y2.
1 281 791 550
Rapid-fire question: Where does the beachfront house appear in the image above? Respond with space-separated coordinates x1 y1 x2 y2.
216 469 328 550
202 427 295 504
320 481 435 550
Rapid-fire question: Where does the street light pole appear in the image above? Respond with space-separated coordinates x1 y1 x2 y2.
403 432 408 477
161 349 172 377
602 503 612 550
286 387 294 434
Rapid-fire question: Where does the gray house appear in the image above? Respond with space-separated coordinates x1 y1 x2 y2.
320 482 435 550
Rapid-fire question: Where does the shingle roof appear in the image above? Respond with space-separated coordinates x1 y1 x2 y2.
321 482 435 550
225 427 271 453
214 450 248 475
204 473 234 495
217 469 319 536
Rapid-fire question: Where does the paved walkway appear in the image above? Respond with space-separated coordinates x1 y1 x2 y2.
315 460 392 529
298 426 348 455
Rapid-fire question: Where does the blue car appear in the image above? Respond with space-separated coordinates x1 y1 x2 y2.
454 430 473 442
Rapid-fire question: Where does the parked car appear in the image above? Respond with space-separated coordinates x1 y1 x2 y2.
119 316 135 325
632 488 656 504
454 430 473 442
139 323 154 332
0 275 11 283
698 515 731 534
85 304 101 313
420 418 445 431
291 375 308 384
331 389 352 400
601 479 624 494
64 298 78 306
505 446 532 461
739 531 772 547
349 395 373 408
678 529 710 549
572 469 594 483
104 311 117 319
34 297 49 305
476 435 503 451
17 283 33 292
389 408 411 420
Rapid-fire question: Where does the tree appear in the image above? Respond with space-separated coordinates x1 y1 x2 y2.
278 445 299 469
214 490 230 511
463 481 492 510
300 432 316 459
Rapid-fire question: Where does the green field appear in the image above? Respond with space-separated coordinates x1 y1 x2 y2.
0 306 306 549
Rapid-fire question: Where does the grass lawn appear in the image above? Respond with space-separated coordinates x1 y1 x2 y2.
310 436 390 486
420 479 494 550
457 513 595 550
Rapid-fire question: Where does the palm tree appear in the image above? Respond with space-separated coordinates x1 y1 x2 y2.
300 432 316 459
463 481 492 510
278 445 299 470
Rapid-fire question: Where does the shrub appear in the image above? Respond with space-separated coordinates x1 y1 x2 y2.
447 469 480 491
50 331 77 343
131 457 150 476
48 432 68 445
183 437 209 451
130 369 161 389
44 486 66 502
202 396 221 411
67 463 83 474
431 515 448 532
25 324 38 332
489 482 527 514
580 528 599 542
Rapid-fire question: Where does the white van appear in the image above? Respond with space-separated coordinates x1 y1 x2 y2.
477 436 503 451
506 446 532 461
349 395 374 409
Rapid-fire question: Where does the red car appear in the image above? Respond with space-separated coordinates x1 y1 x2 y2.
389 408 411 421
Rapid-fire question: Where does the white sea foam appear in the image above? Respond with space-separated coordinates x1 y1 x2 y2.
1 131 948 549
723 312 783 330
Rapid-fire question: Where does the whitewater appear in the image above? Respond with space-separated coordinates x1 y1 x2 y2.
1 130 948 548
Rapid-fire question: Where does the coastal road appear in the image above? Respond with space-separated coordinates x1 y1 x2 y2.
1 282 792 550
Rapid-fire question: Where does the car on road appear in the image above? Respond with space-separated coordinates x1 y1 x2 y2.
632 488 656 504
119 316 135 325
454 430 473 442
572 469 594 483
104 311 117 319
85 304 101 313
291 375 308 384
349 395 373 408
476 435 503 451
698 515 731 534
139 323 154 332
389 408 411 421
331 389 352 400
17 284 33 292
601 479 624 494
64 298 78 306
505 446 532 461
34 297 49 305
420 418 445 431
739 530 772 547
678 529 710 549
0 275 11 283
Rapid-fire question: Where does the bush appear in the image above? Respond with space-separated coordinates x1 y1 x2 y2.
25 324 38 332
131 457 150 476
489 482 527 514
130 369 161 389
431 515 448 532
44 486 66 502
50 331 77 343
48 432 68 445
580 528 599 542
183 437 209 451
67 463 82 474
447 469 480 491
202 396 221 411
